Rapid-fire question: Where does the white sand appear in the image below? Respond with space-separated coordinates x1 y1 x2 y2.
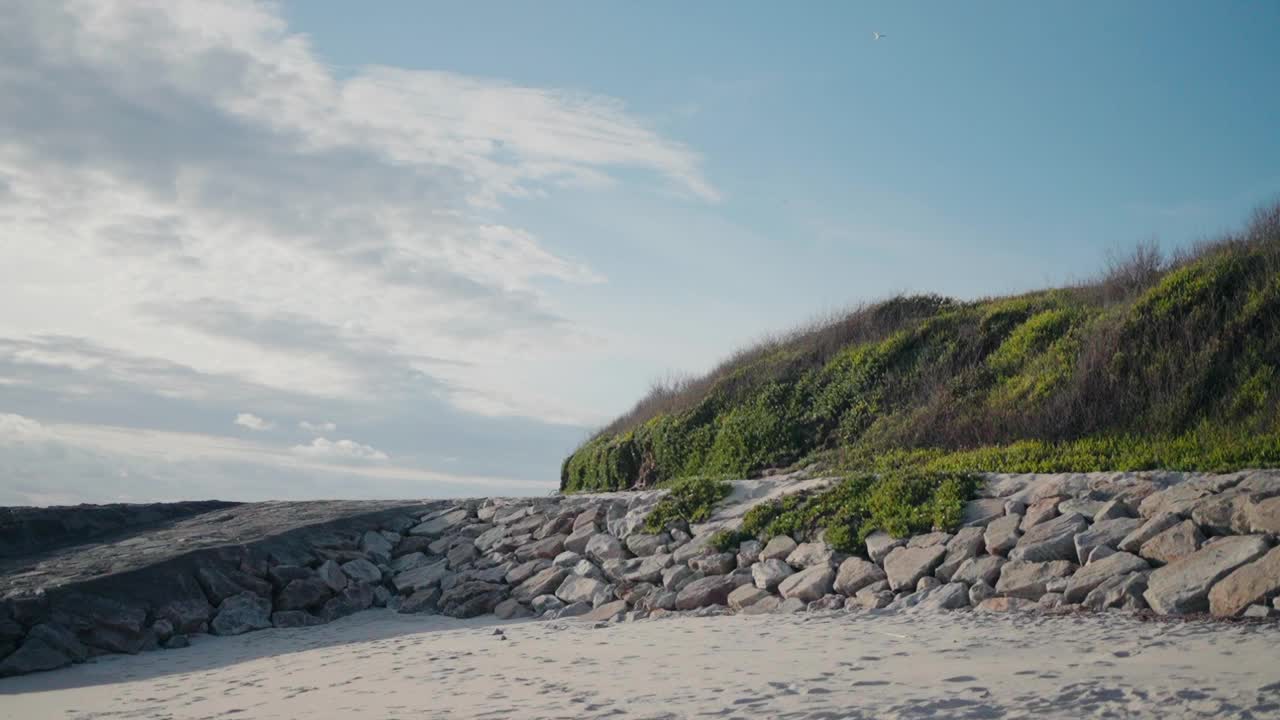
3 609 1280 719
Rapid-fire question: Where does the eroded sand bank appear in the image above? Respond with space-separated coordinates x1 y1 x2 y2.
3 608 1279 719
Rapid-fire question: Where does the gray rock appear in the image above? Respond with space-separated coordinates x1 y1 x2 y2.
515 534 566 562
556 575 609 605
162 634 190 650
361 530 394 563
1020 496 1061 531
1117 511 1183 553
1075 518 1143 565
690 552 736 576
1008 513 1088 562
1144 534 1271 615
1087 545 1116 564
211 592 272 636
969 581 995 605
1058 499 1104 518
315 559 349 593
1191 492 1252 536
760 535 798 561
662 565 699 592
675 575 738 610
853 587 894 609
563 525 596 555
555 601 593 619
1094 499 1133 522
833 557 886 596
1208 546 1280 617
531 594 564 614
582 600 628 622
197 567 271 604
397 588 440 614
778 565 836 602
438 581 505 619
984 514 1023 555
1082 571 1149 611
514 567 569 602
1244 497 1280 533
341 558 382 584
962 498 1006 527
917 576 941 592
505 558 552 586
1063 551 1149 603
585 534 629 564
321 583 375 621
1038 593 1065 610
865 531 905 564
907 532 954 549
620 554 672 585
727 584 771 610
0 628 82 676
752 558 796 591
155 598 213 635
626 533 669 557
1140 520 1205 566
648 591 678 611
573 506 604 532
494 599 533 619
775 597 808 613
1243 604 1275 618
573 558 605 581
267 564 314 589
672 535 716 564
1004 500 1027 517
952 556 1006 587
737 540 764 567
936 527 986 581
785 542 835 568
446 543 480 569
552 550 581 568
915 582 970 611
995 560 1077 599
276 578 333 611
883 545 947 592
271 610 324 628
410 508 470 537
393 559 450 594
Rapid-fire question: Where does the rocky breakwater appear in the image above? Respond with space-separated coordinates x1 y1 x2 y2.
5 469 1280 680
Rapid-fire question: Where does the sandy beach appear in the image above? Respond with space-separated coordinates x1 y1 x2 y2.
3 608 1279 719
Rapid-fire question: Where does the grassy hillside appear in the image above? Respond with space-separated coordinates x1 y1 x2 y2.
562 203 1280 494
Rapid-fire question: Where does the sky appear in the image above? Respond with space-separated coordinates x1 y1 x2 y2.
1 0 1278 505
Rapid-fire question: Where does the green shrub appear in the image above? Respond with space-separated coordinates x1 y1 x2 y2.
643 475 732 533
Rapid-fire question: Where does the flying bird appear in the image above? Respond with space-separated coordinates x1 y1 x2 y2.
873 32 886 40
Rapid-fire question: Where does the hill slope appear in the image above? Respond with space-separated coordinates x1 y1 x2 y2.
562 204 1280 492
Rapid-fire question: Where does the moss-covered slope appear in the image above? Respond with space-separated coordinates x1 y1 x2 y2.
562 205 1280 493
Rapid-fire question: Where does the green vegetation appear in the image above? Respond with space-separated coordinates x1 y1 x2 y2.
643 475 732 532
563 203 1280 494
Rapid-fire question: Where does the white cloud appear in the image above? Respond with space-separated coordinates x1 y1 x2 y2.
233 412 274 431
292 437 389 462
0 0 716 428
299 420 337 434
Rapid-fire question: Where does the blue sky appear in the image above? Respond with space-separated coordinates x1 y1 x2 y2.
0 1 1277 504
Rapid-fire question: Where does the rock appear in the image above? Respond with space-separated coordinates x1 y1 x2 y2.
737 540 763 567
1092 499 1132 522
1074 518 1143 565
389 552 433 576
321 583 375 621
626 533 668 557
907 532 953 549
936 527 986 581
211 592 272 636
984 514 1023 556
1144 534 1271 615
662 565 699 592
535 512 575 541
556 575 609 605
276 578 333 611
394 536 434 557
969 581 995 605
552 551 582 568
393 559 451 594
1045 577 1069 593
505 559 551 586
1020 497 1061 530
1082 571 1149 611
313 559 349 593
1118 512 1183 553
1244 497 1280 533
582 600 628 622
995 560 1077 599
1192 493 1252 536
675 575 738 610
573 559 605 581
372 586 393 607
446 543 480 569
1058 499 1104 518
975 597 1038 612
473 525 508 552
574 506 604 531
917 576 941 592
1005 500 1027 516
267 564 314 589
0 625 85 677
531 594 564 615
494 599 533 620
690 553 737 576
1087 545 1116 564
963 498 1006 527
1243 604 1275 618
778 565 836 602
516 534 567 562
197 567 271 605
883 545 947 592
786 542 835 568
155 598 213 635
648 591 677 611
620 554 673 585
760 535 799 561
410 508 470 537
1063 552 1149 603
585 534 629 564
864 531 904 564
360 530 394 563
562 525 596 555
833 557 886 596
916 582 970 611
438 582 505 619
1038 593 1065 610
271 610 324 628
727 584 771 610
150 618 175 642
807 594 846 612
513 567 569 602
673 535 716 564
1139 520 1205 566
341 558 382 584
775 597 808 613
1008 513 1088 563
752 559 796 591
1208 546 1280 617
952 556 1006 587
854 587 893 609
162 635 190 650
397 588 439 614
556 602 593 619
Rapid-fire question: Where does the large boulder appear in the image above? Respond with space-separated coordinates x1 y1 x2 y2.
883 545 947 592
833 557 886 596
556 575 609 605
1082 571 1149 611
563 525 597 555
1208 546 1280 617
1008 513 1088 563
585 534 629 564
1244 497 1280 534
52 594 148 654
513 567 569 602
913 582 970 611
393 559 450 594
778 565 835 602
962 498 1006 527
752 559 795 591
675 575 738 610
276 578 333 611
438 582 505 618
410 508 470 537
1020 497 1061 530
197 566 271 605
340 558 383 584
321 583 375 621
626 533 669 557
360 530 394 563
984 514 1022 556
951 556 1006 587
995 560 1076 600
1062 552 1149 603
620 555 672 585
0 624 88 677
1074 518 1143 565
1139 520 1204 565
1144 535 1271 615
864 531 904 564
786 543 834 568
155 597 213 635
505 559 552 586
210 592 272 636
760 535 798 561
515 534 567 562
1117 512 1183 553
935 527 985 581
727 585 771 610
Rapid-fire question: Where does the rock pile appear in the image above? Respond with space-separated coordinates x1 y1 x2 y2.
3 470 1279 679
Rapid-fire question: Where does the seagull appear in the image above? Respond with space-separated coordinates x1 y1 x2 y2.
873 32 886 40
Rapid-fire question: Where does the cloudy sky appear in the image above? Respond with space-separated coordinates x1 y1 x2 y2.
2 1 1278 505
